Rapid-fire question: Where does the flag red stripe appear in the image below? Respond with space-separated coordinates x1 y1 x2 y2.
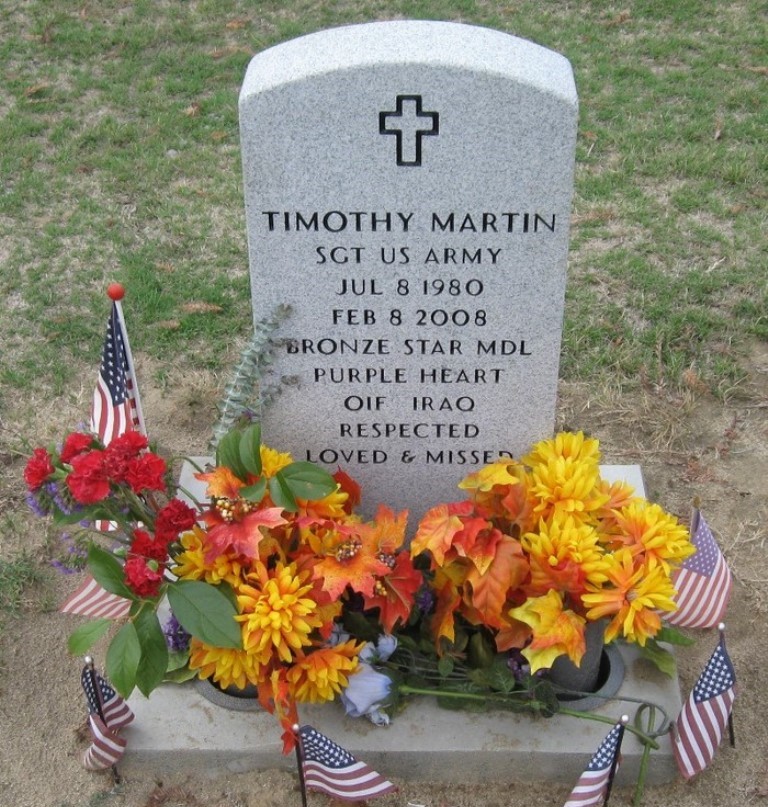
673 689 735 779
563 769 611 807
82 714 127 770
303 761 396 799
60 576 131 619
668 556 732 628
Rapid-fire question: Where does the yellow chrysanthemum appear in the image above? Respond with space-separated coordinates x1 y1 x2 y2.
509 590 586 673
612 501 695 573
285 640 362 703
260 445 294 477
523 431 601 468
235 562 324 664
528 456 609 522
581 548 678 646
522 513 609 597
171 525 244 587
188 637 264 690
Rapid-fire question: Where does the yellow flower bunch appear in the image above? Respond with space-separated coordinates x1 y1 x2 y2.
415 431 695 674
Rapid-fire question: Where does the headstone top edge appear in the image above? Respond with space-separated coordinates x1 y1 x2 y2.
239 20 576 104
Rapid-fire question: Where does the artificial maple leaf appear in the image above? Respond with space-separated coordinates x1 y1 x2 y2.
410 501 472 566
458 460 520 493
364 504 409 553
452 518 500 575
203 507 288 561
494 619 532 653
312 532 391 600
466 535 529 629
195 466 246 499
363 551 422 633
431 576 463 646
333 468 361 512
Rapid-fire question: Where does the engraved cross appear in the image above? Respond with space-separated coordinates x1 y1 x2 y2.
379 95 439 167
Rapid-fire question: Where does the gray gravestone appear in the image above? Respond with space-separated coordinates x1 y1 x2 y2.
239 21 578 525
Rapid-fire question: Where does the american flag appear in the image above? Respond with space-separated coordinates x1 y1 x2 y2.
297 725 397 802
61 296 144 615
60 575 130 619
90 300 145 444
81 663 134 770
667 509 733 629
673 637 736 780
563 721 625 807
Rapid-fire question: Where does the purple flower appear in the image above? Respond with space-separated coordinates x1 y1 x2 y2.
341 635 397 726
163 614 191 653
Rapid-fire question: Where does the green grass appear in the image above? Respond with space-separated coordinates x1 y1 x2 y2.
0 0 765 401
0 552 44 613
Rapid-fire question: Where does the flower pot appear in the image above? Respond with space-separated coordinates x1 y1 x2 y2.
195 678 261 711
547 620 607 693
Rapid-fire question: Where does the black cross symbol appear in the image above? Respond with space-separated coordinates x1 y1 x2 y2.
379 95 439 167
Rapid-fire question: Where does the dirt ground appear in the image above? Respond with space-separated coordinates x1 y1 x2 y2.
0 343 767 807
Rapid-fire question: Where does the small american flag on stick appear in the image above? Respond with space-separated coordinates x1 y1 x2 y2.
81 658 134 771
90 286 146 443
296 724 397 802
667 508 733 629
61 285 142 616
563 717 627 807
673 631 736 780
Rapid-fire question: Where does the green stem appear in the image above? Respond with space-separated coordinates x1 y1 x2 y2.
397 685 660 751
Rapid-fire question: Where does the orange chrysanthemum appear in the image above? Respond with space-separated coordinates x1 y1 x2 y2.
236 562 324 663
188 637 263 690
581 548 678 645
285 640 362 703
171 525 244 587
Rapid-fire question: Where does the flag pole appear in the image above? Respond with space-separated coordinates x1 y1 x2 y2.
107 282 147 436
603 715 629 807
84 656 122 785
292 724 309 807
718 623 736 748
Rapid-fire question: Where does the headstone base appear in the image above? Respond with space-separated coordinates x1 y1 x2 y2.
123 465 681 784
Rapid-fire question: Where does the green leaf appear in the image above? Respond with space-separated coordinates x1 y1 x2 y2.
656 625 696 646
134 607 169 697
68 618 112 655
106 621 141 698
437 655 455 678
240 478 267 502
87 544 134 599
239 423 262 477
166 650 191 673
216 428 249 481
167 580 241 649
269 473 298 512
638 639 677 676
278 462 336 501
164 665 198 684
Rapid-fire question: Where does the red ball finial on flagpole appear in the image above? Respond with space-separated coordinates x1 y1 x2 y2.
107 282 125 301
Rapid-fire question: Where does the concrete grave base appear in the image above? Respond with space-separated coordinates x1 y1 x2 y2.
122 465 682 784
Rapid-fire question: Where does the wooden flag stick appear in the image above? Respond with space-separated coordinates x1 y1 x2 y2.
84 656 122 785
292 724 308 807
718 623 736 748
604 715 629 807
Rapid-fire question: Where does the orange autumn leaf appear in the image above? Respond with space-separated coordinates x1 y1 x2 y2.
432 578 462 646
453 519 501 576
312 536 391 600
410 501 472 565
363 551 422 633
204 507 288 561
196 466 246 499
466 535 529 628
365 504 409 553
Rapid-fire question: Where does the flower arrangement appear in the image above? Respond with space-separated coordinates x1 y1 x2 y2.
24 424 694 751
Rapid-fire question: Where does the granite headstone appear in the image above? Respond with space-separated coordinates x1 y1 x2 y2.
239 21 578 524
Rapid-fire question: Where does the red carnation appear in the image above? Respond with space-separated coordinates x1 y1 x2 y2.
125 453 167 493
24 448 55 490
124 557 164 598
130 529 168 562
60 432 94 464
66 451 110 504
104 431 149 481
155 499 197 542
